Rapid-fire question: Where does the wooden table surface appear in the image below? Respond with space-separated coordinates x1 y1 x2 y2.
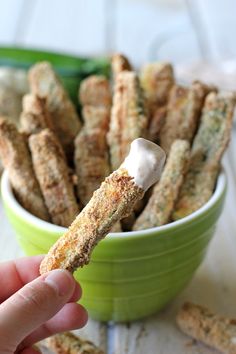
0 129 235 354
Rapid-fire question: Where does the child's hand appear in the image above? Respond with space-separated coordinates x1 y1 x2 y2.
0 255 87 353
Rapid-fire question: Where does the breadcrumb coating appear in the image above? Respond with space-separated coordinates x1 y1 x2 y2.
160 81 214 153
0 117 50 221
45 332 104 354
111 53 132 80
177 302 236 354
133 139 190 230
29 129 79 227
79 75 112 107
40 168 144 273
28 62 81 156
107 71 148 171
20 93 54 135
173 92 235 219
74 128 110 206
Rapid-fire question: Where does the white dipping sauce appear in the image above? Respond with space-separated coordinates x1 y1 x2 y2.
122 138 166 191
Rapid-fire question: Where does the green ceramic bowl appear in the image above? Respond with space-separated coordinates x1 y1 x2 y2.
1 170 226 322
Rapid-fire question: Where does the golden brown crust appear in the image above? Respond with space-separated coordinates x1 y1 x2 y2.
111 53 132 80
133 139 190 230
20 93 54 135
40 168 144 273
45 332 104 354
82 105 110 131
140 62 174 108
159 81 213 154
28 62 81 156
173 92 235 220
177 302 236 354
79 75 112 107
0 117 50 221
0 86 22 125
29 129 79 227
75 77 112 206
74 128 110 206
107 71 148 171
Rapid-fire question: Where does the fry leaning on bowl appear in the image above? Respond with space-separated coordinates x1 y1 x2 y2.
0 53 235 322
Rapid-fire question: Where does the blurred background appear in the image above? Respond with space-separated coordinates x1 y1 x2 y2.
1 0 236 89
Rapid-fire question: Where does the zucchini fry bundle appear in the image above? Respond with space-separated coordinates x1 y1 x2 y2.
28 62 81 156
75 76 111 206
140 62 174 143
107 71 148 171
133 139 190 230
29 129 79 227
177 302 236 354
20 93 54 135
160 81 214 154
0 117 49 221
173 92 235 220
111 53 132 80
40 138 165 273
44 332 104 354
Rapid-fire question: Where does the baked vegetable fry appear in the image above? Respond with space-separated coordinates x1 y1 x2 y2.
79 75 112 107
75 77 111 206
28 62 81 155
44 332 104 354
29 129 79 227
140 62 174 108
177 302 236 354
111 53 132 80
74 128 110 206
140 62 174 143
107 71 148 171
133 139 190 230
0 117 49 221
173 92 235 220
160 81 214 154
20 93 54 135
40 138 165 273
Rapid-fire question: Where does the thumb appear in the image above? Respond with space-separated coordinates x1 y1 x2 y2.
0 269 76 352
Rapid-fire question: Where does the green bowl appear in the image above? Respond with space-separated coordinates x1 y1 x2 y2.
1 170 227 322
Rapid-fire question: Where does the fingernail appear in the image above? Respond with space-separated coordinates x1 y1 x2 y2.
44 269 74 296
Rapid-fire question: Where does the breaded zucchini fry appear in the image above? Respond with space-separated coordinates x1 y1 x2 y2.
44 332 104 354
79 75 112 107
40 138 165 273
177 302 236 354
173 92 235 219
29 129 79 227
20 93 54 135
107 71 148 171
0 117 49 221
75 77 111 206
133 139 190 230
82 105 110 131
111 53 132 80
140 62 174 108
74 128 110 206
140 62 174 143
160 81 214 153
28 62 81 155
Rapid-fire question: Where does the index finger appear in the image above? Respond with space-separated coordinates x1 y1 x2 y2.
0 255 44 302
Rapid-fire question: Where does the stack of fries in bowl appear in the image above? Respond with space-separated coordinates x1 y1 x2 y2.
1 51 235 322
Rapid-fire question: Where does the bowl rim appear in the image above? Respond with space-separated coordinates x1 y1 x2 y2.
1 168 227 239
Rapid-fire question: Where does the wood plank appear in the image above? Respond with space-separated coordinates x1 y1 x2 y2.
115 0 188 67
0 0 26 44
21 0 107 56
112 148 236 354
